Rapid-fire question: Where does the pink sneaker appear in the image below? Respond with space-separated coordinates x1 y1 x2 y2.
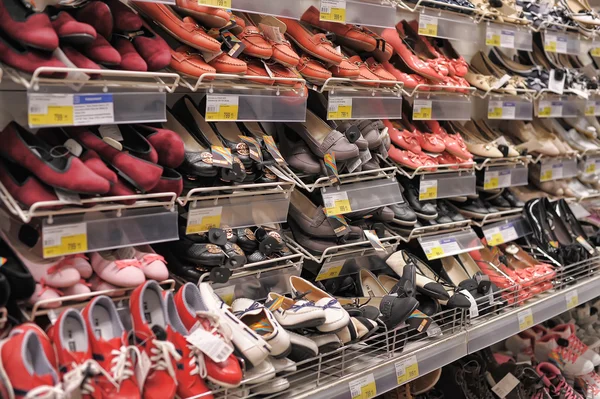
90 251 146 287
132 245 169 281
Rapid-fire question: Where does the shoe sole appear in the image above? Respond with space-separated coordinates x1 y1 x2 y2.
282 317 327 330
270 343 293 359
453 208 487 219
414 211 438 220
391 217 418 226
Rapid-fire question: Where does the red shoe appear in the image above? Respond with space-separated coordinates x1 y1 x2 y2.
280 17 343 65
365 57 397 86
81 296 141 399
424 121 472 160
80 150 118 183
328 57 360 79
397 21 449 77
381 60 426 90
47 309 100 399
75 1 113 40
0 123 110 195
132 21 172 71
434 151 461 169
362 26 393 62
105 0 143 32
0 0 58 51
348 55 380 86
0 156 58 209
383 120 421 153
174 0 230 28
0 330 60 398
174 283 243 388
238 25 273 59
130 281 178 399
244 57 275 85
208 53 248 75
113 36 148 71
81 34 122 66
66 126 163 192
0 30 65 77
108 177 137 205
414 131 445 153
162 290 214 399
388 146 437 170
9 322 57 369
148 167 183 196
62 46 101 71
134 125 185 168
50 9 96 44
380 27 443 82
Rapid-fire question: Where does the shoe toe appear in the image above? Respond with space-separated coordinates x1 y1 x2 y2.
45 266 81 288
113 267 146 287
447 293 472 309
422 282 450 300
143 261 169 281
331 142 360 161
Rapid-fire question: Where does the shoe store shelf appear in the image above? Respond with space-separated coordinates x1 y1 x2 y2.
319 81 404 121
417 226 483 260
483 21 533 51
178 182 294 232
36 207 179 259
22 279 177 323
467 256 600 353
417 170 477 201
481 93 535 121
535 91 587 118
396 7 482 42
406 92 475 121
531 155 579 182
536 29 583 55
475 156 531 191
0 65 180 128
471 208 525 228
387 219 472 242
478 214 531 245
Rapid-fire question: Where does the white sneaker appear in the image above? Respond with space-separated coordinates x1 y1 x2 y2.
289 276 350 333
552 324 600 367
573 303 599 326
265 292 326 330
505 331 536 363
535 333 594 378
244 357 275 384
577 371 600 399
197 283 271 368
231 298 291 359
269 357 296 374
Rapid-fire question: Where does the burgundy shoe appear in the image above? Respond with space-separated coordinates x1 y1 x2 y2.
104 0 142 32
80 150 118 183
134 124 185 168
81 34 121 66
108 177 137 205
0 156 58 209
61 46 100 70
113 36 147 71
65 126 163 192
132 21 171 71
74 1 113 40
0 30 65 76
0 0 58 51
148 167 183 196
49 8 96 44
0 122 111 195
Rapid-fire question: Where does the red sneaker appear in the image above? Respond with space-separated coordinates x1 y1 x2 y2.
129 281 178 399
81 296 141 399
9 322 57 369
162 290 214 399
0 330 61 398
174 283 242 388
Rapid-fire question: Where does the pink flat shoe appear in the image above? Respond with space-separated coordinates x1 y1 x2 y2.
90 251 146 287
28 282 62 308
89 274 127 297
63 254 93 279
132 245 169 281
62 279 92 298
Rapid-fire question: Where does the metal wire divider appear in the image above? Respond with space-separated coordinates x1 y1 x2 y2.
182 306 465 399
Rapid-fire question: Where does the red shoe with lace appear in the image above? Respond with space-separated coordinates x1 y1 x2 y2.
383 119 421 153
552 324 600 367
538 362 584 399
47 309 101 399
535 333 594 378
9 322 57 368
81 296 141 399
162 290 214 399
174 283 242 388
130 281 178 399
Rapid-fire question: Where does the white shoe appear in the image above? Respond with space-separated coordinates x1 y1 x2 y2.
266 292 326 330
232 298 291 359
197 282 271 368
578 371 600 399
535 334 594 377
289 276 350 333
269 357 296 374
244 358 275 384
505 331 536 363
251 376 290 394
573 303 598 326
552 324 600 367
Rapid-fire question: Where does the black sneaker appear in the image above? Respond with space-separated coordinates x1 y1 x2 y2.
437 354 494 399
437 200 466 222
488 362 549 399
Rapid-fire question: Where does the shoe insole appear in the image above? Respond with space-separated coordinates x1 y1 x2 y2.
214 122 244 142
24 332 57 379
360 270 387 297
164 110 207 152
441 257 470 285
456 253 481 278
62 313 88 353
91 304 119 340
184 98 223 147
142 288 166 328
378 275 398 292
302 111 332 144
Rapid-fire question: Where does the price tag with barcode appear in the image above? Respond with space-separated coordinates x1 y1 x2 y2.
205 95 239 121
28 93 115 127
395 355 419 384
316 259 345 281
419 179 438 200
484 223 518 246
186 206 222 234
413 99 433 120
418 14 438 36
186 327 233 363
323 191 352 216
349 373 376 399
198 0 231 8
565 290 578 309
518 309 534 331
320 0 346 23
42 222 88 258
328 97 352 119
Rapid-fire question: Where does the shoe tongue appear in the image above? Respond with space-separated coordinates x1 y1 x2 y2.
152 325 167 341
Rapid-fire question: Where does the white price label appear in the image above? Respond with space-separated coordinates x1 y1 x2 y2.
316 259 346 281
566 290 578 309
395 355 419 384
413 99 433 120
420 237 461 260
540 160 563 181
322 191 352 215
327 97 353 119
418 14 438 36
484 223 519 246
544 33 568 53
538 100 562 117
488 100 516 119
186 327 234 363
205 95 239 121
518 308 534 331
319 0 346 23
42 222 88 258
484 169 511 189
492 372 521 398
349 373 376 399
419 179 438 200
28 93 114 127
186 206 222 234
486 26 516 48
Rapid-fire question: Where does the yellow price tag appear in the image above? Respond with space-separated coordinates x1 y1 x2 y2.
592 47 600 57
316 265 343 281
544 41 557 52
518 309 534 331
586 105 596 116
419 186 437 200
486 34 501 46
418 24 438 36
43 233 87 258
328 105 352 119
413 107 432 120
489 232 505 246
484 177 499 190
198 0 231 8
325 199 352 216
488 107 502 119
186 207 222 234
540 169 553 181
206 104 238 121
425 246 444 260
320 7 346 22
350 374 377 399
396 358 419 384
29 105 74 127
566 291 578 309
538 106 551 117
586 163 596 174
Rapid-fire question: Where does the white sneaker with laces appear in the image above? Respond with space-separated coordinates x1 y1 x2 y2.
534 333 594 378
552 324 600 367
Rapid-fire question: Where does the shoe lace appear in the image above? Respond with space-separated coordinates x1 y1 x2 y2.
566 334 589 356
37 279 64 297
24 385 65 399
552 342 580 364
109 345 139 384
114 259 142 270
195 310 233 345
47 257 82 275
520 367 550 399
149 339 181 380
187 345 208 379
455 361 493 399
554 376 581 399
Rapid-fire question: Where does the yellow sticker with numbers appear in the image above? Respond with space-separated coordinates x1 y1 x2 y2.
42 222 88 259
518 309 534 331
425 246 444 260
413 106 432 120
186 207 222 234
566 290 578 309
396 356 420 384
325 199 352 216
29 106 74 127
592 47 600 57
488 107 502 119
489 232 505 246
419 186 437 200
544 41 557 52
205 95 239 121
486 34 501 46
540 169 553 181
418 23 438 36
43 234 87 258
586 163 596 174
484 177 499 190
320 7 346 22
586 105 596 116
198 0 231 8
350 374 377 399
328 104 352 119
539 106 551 117
316 261 344 281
